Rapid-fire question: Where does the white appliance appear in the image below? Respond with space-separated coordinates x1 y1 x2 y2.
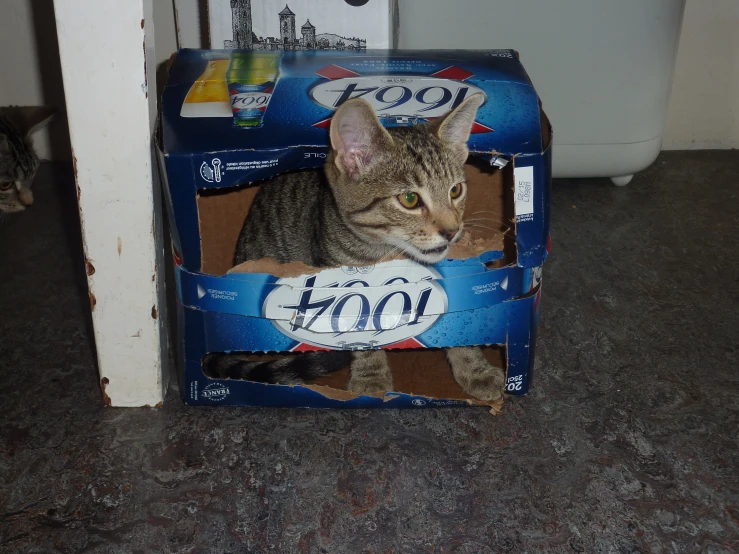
396 0 686 185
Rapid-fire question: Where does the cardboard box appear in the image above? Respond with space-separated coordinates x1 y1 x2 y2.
159 49 551 408
208 0 395 51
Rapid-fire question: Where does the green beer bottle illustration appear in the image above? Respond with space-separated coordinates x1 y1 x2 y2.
228 52 281 128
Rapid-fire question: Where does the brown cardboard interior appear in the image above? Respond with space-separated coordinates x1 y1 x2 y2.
201 346 506 404
540 105 552 150
197 158 515 277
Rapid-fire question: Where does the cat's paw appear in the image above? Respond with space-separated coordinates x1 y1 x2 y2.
348 350 393 396
461 365 506 402
446 347 505 402
347 373 393 396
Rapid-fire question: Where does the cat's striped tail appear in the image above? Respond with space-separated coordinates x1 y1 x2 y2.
202 351 352 385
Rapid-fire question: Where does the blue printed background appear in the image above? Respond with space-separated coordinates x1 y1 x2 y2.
163 49 543 156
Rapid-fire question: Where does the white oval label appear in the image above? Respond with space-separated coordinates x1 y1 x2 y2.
310 76 486 119
262 261 448 349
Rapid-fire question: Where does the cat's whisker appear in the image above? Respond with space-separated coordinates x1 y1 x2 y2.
464 213 511 220
465 222 512 232
463 216 512 224
464 220 510 229
468 210 509 217
463 223 514 238
463 218 513 227
463 218 510 226
464 228 513 238
378 250 400 265
376 246 403 265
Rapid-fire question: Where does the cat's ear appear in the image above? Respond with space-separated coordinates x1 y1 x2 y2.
436 93 485 148
330 98 393 179
2 106 56 138
21 106 56 138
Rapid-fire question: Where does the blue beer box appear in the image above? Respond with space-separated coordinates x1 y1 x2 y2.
159 49 552 409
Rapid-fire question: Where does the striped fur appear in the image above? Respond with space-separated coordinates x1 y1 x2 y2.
206 95 505 400
203 351 352 384
0 107 54 213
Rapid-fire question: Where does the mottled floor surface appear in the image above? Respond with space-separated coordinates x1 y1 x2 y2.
1 151 738 554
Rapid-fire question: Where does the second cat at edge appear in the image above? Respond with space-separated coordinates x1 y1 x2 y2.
204 93 505 402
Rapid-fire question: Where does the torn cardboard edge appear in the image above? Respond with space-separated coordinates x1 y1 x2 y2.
227 251 505 279
200 365 506 413
304 383 504 414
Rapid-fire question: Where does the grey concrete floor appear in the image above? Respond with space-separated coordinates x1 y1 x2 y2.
1 152 738 553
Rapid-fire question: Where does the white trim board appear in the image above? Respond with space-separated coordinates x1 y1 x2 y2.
54 0 168 407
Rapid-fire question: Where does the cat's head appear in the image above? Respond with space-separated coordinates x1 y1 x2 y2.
326 94 483 264
0 107 55 213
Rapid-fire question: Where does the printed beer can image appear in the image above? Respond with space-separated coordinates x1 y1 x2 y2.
228 52 281 128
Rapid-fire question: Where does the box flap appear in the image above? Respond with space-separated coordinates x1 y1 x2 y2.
162 49 544 165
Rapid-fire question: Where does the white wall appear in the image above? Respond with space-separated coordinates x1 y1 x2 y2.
0 0 182 161
173 0 205 49
154 0 180 66
662 0 739 150
0 0 70 160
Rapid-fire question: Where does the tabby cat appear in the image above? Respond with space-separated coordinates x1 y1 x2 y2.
204 94 505 401
0 107 55 213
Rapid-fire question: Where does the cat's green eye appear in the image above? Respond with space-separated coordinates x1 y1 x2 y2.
398 191 420 209
0 182 12 191
450 182 464 199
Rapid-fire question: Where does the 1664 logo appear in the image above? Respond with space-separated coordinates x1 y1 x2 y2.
262 261 448 349
231 92 271 110
310 76 486 120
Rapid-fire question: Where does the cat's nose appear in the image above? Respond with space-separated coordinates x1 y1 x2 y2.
19 190 34 207
439 227 459 242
